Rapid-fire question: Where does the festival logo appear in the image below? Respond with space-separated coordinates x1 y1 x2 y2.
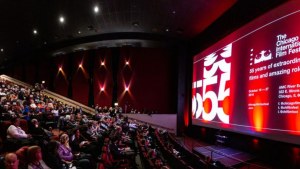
192 44 232 124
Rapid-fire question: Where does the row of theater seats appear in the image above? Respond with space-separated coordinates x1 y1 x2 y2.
136 125 171 169
154 130 201 169
166 133 208 168
135 121 218 169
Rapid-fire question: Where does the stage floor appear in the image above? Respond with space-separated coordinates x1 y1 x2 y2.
193 145 255 167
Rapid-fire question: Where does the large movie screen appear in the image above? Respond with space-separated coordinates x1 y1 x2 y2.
192 1 300 145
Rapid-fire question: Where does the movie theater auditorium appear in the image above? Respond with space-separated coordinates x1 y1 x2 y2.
0 1 299 169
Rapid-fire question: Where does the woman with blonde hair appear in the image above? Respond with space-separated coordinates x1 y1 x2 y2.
27 145 51 169
58 134 73 162
58 133 90 169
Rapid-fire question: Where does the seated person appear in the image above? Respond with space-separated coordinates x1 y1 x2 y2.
44 141 65 169
80 115 89 125
4 153 19 169
6 117 35 146
153 158 163 169
29 118 53 140
86 121 102 141
64 115 77 130
70 128 99 158
27 145 50 169
58 133 91 169
7 117 31 140
108 138 122 160
109 137 134 161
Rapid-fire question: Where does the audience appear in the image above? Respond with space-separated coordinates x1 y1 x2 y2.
0 79 217 169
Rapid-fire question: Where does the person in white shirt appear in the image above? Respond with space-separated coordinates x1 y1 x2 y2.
7 117 31 139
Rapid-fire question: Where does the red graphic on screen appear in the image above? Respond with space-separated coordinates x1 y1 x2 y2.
192 44 232 124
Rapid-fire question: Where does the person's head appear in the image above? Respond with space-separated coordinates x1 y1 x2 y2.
31 119 39 127
75 129 81 138
27 146 42 163
4 153 19 169
116 126 122 132
102 146 108 152
154 158 163 167
60 133 69 144
10 117 20 126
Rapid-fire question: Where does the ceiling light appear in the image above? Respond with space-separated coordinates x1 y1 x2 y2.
78 31 81 34
0 48 3 52
165 28 170 32
94 6 99 13
172 11 176 14
59 16 65 23
33 29 38 35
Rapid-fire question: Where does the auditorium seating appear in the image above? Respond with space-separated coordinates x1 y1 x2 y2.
0 76 232 169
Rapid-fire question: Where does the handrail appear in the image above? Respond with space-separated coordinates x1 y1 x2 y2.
0 75 33 88
42 89 95 114
0 74 95 115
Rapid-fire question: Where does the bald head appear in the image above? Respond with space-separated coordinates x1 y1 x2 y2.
4 153 19 169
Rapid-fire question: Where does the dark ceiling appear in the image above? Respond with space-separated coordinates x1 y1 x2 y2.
0 0 287 63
